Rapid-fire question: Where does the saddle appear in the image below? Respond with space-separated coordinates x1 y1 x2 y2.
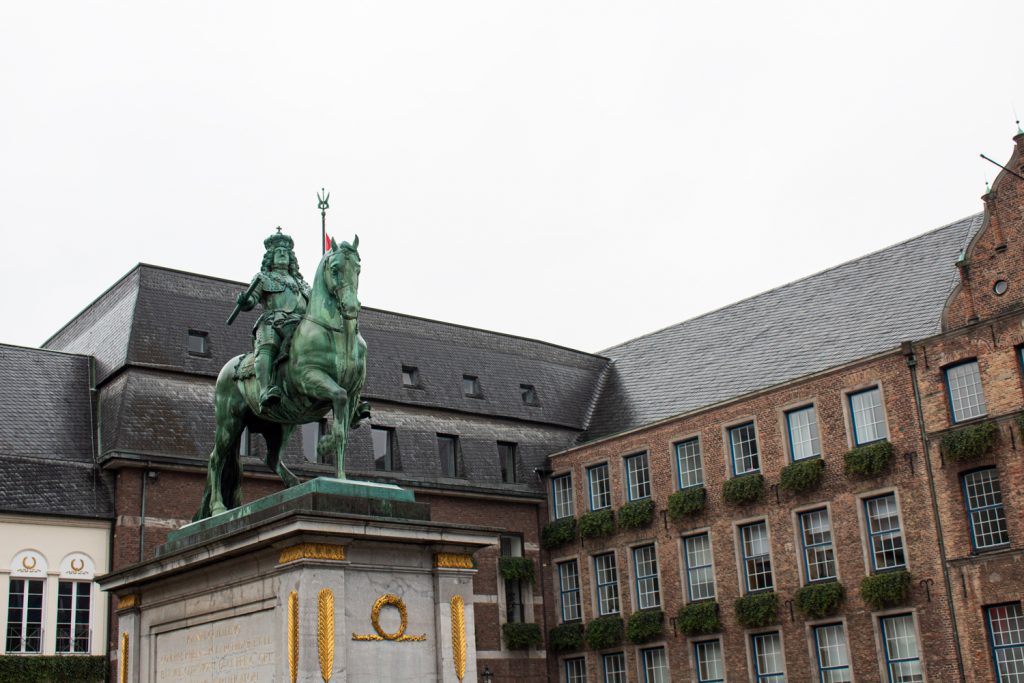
232 329 312 422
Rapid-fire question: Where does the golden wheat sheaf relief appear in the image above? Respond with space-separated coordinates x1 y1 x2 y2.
119 632 128 683
450 595 466 682
317 588 335 682
288 591 299 683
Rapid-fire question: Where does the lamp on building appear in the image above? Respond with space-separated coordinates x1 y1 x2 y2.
481 666 494 683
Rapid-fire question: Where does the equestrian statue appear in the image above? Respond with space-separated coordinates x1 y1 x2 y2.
194 228 369 520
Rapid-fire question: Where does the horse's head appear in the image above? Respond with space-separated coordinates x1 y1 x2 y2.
322 235 361 320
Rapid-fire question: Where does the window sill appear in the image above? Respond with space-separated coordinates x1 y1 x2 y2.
949 414 989 427
969 543 1011 556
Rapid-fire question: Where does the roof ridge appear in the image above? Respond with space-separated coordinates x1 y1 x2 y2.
0 342 91 359
121 263 607 361
364 308 608 360
42 264 143 347
600 212 982 355
580 360 615 434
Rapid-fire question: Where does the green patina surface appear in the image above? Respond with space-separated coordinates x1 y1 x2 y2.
168 477 418 548
194 230 371 521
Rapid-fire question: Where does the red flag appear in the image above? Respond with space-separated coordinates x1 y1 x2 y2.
324 233 332 252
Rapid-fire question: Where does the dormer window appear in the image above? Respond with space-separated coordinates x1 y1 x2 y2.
520 384 539 405
187 330 208 356
463 375 481 397
402 365 420 388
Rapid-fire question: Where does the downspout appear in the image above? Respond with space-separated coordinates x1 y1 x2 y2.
139 467 148 563
533 467 552 682
903 342 966 681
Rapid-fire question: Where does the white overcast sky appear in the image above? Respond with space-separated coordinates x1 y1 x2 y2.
2 1 1023 353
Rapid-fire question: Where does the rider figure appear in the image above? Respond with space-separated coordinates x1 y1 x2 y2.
236 228 311 409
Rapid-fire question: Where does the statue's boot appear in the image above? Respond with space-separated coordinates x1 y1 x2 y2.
256 347 282 408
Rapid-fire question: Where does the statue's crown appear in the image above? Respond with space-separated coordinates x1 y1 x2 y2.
264 227 294 251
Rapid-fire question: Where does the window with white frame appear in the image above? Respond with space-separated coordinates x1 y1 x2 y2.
5 579 44 653
55 581 91 654
558 560 581 622
564 657 586 683
987 603 1024 683
594 553 620 615
740 521 774 593
694 639 725 683
625 452 651 500
799 508 837 583
729 422 760 475
786 405 821 460
602 652 627 683
588 463 611 511
813 623 851 683
963 468 1010 551
864 494 906 571
676 438 704 488
946 360 987 423
500 535 525 624
552 473 574 520
641 646 669 683
633 545 661 609
849 387 887 445
880 614 922 683
684 533 715 601
751 632 785 683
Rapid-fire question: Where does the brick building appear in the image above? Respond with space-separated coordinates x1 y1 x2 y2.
0 130 1021 681
538 130 1024 683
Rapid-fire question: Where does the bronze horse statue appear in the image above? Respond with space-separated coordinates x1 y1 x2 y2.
194 237 368 520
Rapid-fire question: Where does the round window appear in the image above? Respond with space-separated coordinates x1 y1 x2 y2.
993 280 1008 296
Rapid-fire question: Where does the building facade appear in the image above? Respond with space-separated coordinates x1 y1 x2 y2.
539 131 1024 682
0 345 113 671
0 131 1021 681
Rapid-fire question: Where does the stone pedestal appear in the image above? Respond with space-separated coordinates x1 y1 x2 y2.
100 479 495 683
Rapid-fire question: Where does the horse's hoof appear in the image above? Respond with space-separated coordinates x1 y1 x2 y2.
210 503 228 516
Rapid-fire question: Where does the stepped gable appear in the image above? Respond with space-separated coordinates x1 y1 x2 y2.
0 344 113 518
583 213 983 441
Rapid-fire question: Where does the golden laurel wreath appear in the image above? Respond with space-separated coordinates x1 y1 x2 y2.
21 556 37 571
70 558 86 572
351 594 426 642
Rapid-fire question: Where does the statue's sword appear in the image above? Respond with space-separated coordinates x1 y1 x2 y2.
226 276 261 326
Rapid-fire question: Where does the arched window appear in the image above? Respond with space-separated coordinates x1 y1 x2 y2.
6 550 47 654
57 553 95 654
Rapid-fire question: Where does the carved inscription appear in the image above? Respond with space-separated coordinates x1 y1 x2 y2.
155 612 274 683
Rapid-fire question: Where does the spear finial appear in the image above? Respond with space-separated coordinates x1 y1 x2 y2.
317 188 330 255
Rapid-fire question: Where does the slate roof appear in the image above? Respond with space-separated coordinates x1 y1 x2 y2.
0 344 114 518
583 213 984 440
46 264 608 431
43 264 608 475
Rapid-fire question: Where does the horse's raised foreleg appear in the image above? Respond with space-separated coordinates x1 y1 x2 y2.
264 423 300 488
296 367 350 479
